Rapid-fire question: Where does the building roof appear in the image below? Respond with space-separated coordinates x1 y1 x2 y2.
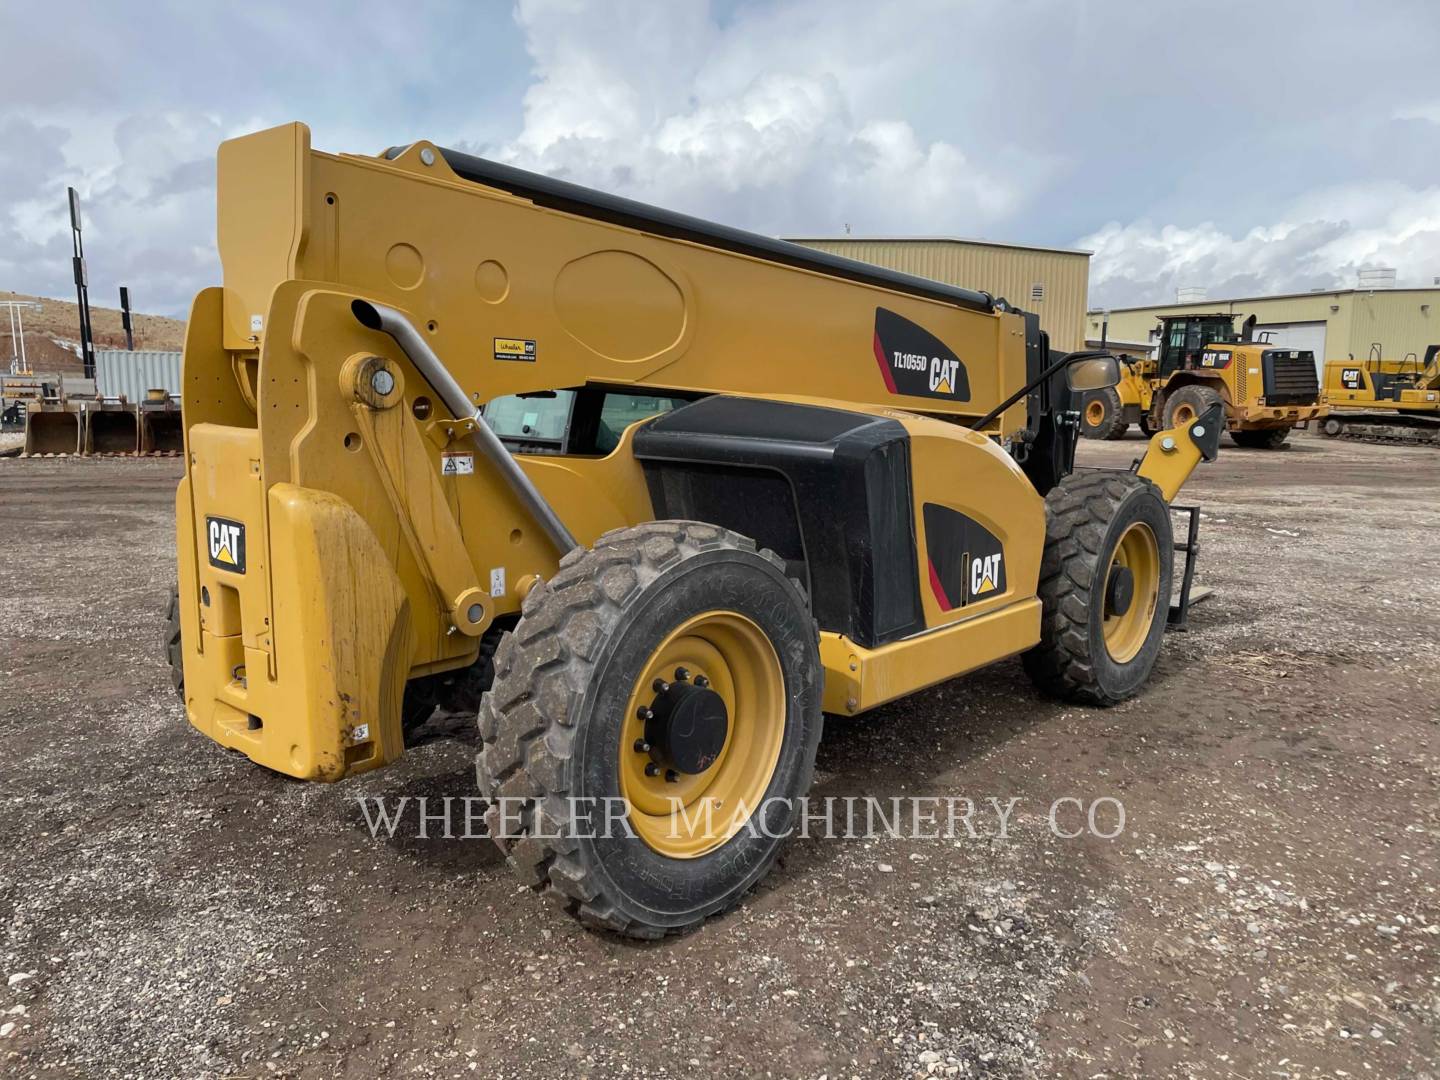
1088 285 1440 315
784 235 1092 257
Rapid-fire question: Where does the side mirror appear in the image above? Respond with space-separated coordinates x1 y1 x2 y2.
1066 354 1121 392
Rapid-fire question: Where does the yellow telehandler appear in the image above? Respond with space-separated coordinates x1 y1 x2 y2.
165 123 1218 937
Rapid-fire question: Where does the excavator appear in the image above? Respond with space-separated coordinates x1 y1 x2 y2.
165 122 1219 938
1320 344 1440 445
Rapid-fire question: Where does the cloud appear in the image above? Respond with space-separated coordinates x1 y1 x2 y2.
477 0 1035 237
1082 183 1440 308
3 1 1440 316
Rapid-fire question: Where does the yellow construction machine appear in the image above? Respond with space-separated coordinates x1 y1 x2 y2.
166 123 1220 937
1319 344 1440 445
1082 314 1323 448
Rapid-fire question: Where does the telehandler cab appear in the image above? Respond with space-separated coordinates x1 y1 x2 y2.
167 123 1218 937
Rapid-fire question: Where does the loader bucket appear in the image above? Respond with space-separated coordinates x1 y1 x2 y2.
141 410 185 454
23 409 83 456
85 407 141 455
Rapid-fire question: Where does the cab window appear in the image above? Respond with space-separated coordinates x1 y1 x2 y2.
483 389 691 454
596 393 690 453
483 391 575 450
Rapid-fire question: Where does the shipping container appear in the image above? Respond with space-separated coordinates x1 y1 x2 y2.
96 349 182 401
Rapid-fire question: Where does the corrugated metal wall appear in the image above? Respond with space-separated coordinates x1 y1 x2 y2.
96 349 182 401
788 238 1090 350
1342 291 1440 361
1087 289 1440 363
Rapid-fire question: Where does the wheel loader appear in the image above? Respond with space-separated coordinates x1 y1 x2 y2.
166 122 1219 938
1319 344 1440 445
1081 314 1323 448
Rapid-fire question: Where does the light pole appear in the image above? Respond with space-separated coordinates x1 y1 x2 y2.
2 300 44 374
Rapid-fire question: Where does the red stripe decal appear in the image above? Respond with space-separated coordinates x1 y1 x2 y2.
927 558 953 611
873 330 897 393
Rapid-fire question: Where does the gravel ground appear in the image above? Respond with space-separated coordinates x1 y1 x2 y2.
1 431 1437 1079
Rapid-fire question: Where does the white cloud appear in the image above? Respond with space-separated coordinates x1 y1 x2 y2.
1083 183 1440 307
3 1 1440 315
480 0 1037 237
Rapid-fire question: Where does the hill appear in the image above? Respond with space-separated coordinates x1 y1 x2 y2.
1 290 186 376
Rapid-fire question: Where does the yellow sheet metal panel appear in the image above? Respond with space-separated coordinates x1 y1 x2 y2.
790 238 1090 350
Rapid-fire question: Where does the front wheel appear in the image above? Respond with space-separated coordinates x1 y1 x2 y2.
476 521 823 938
1231 427 1290 449
1023 472 1174 706
1080 388 1129 440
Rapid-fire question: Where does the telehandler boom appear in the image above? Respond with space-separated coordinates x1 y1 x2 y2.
168 123 1217 936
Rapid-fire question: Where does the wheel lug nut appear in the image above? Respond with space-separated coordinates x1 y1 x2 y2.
674 667 690 682
633 739 651 753
652 679 669 694
636 706 653 721
664 769 679 783
644 763 660 777
693 675 709 689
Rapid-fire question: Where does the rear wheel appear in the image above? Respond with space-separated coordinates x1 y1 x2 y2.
1231 427 1290 449
1023 472 1173 706
1080 388 1129 440
476 521 822 938
1163 384 1222 430
163 587 184 699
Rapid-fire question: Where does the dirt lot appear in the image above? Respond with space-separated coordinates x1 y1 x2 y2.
1 432 1436 1079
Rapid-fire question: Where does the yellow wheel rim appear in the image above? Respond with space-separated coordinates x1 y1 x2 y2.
1102 522 1161 664
1085 399 1107 426
1171 402 1197 427
619 611 784 859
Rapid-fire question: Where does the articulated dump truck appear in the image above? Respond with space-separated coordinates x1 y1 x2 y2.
168 123 1219 937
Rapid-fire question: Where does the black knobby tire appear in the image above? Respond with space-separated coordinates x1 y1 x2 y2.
1022 472 1174 706
1162 384 1222 430
1231 427 1290 450
164 587 184 699
400 621 510 743
476 521 823 938
1138 414 1157 437
1080 388 1129 440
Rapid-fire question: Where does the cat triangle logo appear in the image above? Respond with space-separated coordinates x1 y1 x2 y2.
934 374 952 395
977 570 994 592
206 517 246 574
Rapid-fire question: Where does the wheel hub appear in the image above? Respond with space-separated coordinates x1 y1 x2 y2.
1105 565 1135 617
640 669 729 777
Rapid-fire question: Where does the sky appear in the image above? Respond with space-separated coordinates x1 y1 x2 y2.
2 0 1439 317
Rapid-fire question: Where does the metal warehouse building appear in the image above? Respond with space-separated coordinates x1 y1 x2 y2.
787 237 1091 351
1087 287 1440 372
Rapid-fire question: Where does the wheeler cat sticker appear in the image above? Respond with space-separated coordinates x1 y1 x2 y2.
494 337 537 361
206 516 246 574
872 308 971 401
